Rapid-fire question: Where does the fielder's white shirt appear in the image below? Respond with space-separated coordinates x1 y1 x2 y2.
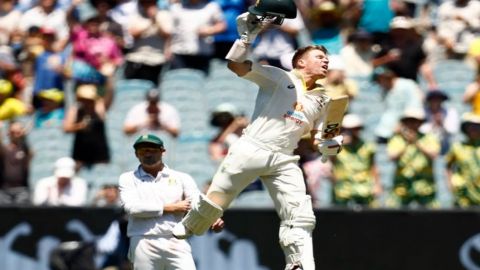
119 165 199 237
242 63 330 154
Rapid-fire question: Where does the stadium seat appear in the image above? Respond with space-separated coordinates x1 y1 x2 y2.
116 79 155 93
162 68 206 81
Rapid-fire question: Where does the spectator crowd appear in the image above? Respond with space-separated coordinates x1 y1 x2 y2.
0 0 479 211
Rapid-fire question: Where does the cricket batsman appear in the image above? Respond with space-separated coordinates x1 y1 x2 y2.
173 1 345 269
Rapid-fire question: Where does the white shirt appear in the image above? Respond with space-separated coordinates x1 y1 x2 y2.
123 101 181 131
0 9 22 45
125 10 172 65
242 63 330 154
119 165 199 237
32 176 88 206
339 43 374 78
437 0 480 52
169 2 224 55
253 12 305 59
18 6 69 40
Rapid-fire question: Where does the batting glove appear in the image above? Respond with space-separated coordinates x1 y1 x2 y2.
236 12 265 44
318 135 344 163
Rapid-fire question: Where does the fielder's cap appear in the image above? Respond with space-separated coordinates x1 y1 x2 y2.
390 16 415 30
133 134 164 149
328 54 345 71
400 107 426 121
426 89 449 102
342 114 363 129
0 79 13 95
76 84 98 100
54 157 76 178
38 88 64 103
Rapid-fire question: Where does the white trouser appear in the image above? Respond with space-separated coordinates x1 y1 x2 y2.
207 137 301 208
208 137 316 269
129 235 196 270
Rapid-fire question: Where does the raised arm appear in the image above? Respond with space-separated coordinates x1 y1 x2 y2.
225 12 269 76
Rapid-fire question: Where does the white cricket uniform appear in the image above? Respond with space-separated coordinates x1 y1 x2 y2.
208 63 329 270
119 165 199 270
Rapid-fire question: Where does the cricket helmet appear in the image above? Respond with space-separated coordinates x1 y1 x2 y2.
248 0 297 19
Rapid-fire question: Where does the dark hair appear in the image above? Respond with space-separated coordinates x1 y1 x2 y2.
210 112 235 128
291 45 328 68
90 0 117 7
146 89 160 101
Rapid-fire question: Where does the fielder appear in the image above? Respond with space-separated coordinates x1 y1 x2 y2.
172 6 344 270
119 134 224 270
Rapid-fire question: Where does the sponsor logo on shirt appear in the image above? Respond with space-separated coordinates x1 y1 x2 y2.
283 102 306 126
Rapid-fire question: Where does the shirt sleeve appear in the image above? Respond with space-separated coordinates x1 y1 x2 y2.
181 173 200 201
123 104 144 127
32 179 49 205
387 134 407 157
119 172 164 218
160 102 181 130
61 178 88 206
209 2 225 23
419 134 440 156
242 63 283 93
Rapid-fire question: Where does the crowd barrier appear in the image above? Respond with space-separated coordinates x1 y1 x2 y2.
0 206 479 270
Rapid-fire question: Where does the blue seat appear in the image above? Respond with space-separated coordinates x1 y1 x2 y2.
161 68 206 84
116 79 155 93
208 59 236 80
433 60 476 84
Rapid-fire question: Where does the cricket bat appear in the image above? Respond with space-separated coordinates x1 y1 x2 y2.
320 95 349 140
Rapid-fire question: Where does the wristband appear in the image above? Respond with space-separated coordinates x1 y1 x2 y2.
225 39 250 62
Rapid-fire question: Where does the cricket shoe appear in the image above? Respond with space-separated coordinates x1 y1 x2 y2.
172 223 192 239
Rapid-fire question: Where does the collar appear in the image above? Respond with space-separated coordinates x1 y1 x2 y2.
290 69 326 96
291 69 307 92
135 164 170 181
